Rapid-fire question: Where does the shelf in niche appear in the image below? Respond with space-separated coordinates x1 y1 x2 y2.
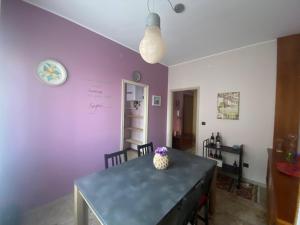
127 115 143 119
126 127 144 132
125 139 143 145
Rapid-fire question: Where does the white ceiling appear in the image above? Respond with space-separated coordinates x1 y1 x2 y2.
24 0 300 66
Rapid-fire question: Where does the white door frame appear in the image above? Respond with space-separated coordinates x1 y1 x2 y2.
167 87 200 154
120 79 149 149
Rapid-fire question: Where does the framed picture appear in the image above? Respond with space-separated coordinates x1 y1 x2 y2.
217 92 240 120
152 95 161 106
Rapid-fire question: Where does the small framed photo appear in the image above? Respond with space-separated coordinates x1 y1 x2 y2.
152 95 161 106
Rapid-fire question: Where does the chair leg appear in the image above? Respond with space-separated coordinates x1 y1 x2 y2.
204 201 209 225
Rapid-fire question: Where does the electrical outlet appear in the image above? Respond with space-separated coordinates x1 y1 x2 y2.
243 163 249 168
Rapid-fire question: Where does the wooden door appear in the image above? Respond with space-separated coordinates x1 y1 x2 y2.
183 94 194 135
273 34 300 150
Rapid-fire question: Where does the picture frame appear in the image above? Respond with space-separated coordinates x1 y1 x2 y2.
217 92 240 120
152 95 161 106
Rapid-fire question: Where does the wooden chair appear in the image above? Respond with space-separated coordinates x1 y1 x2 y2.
178 180 204 225
196 167 216 225
159 180 204 225
104 149 128 169
137 142 154 157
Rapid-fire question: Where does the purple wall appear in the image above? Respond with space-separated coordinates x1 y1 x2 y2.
0 0 168 211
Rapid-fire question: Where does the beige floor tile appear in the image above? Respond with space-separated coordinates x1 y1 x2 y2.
21 186 266 225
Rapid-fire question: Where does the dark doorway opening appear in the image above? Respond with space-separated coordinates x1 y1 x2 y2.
172 90 197 152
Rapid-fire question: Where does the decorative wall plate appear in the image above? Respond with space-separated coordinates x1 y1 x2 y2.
37 60 67 86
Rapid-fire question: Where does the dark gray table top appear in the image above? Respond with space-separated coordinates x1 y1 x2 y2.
75 149 216 225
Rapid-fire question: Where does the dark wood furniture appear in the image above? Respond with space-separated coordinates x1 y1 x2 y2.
268 34 300 225
273 34 300 150
197 165 215 225
172 134 195 150
203 139 243 188
137 142 154 157
267 148 300 225
104 149 128 169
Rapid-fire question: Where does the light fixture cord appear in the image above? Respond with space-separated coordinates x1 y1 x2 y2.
147 0 176 13
167 0 175 11
147 0 151 12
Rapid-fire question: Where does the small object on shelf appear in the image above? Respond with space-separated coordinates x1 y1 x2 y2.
125 139 143 145
233 160 239 172
207 156 223 167
218 151 223 160
213 149 218 158
276 156 300 177
210 133 215 145
285 134 297 163
126 84 143 101
233 160 238 173
133 101 140 109
153 147 169 170
126 127 144 132
275 138 284 153
232 145 240 149
216 132 222 148
233 160 237 167
127 114 144 119
209 150 213 158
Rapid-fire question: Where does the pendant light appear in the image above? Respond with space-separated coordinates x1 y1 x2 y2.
139 13 165 64
139 0 185 64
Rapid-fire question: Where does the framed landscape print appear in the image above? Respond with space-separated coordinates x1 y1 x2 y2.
217 92 240 120
152 95 161 106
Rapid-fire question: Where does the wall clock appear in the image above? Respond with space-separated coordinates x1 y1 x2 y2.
132 70 142 82
37 59 68 86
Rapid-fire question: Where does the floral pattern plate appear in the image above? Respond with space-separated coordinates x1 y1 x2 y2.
37 60 67 86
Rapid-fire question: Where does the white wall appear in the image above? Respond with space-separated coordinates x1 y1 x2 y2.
167 41 277 185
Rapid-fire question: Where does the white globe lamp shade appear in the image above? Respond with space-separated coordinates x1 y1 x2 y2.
139 13 166 64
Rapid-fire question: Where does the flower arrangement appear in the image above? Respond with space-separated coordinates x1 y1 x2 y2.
155 147 168 156
153 147 169 170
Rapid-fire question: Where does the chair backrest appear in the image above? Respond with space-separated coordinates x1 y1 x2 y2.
137 142 154 157
202 166 216 197
159 180 204 225
104 149 128 169
176 180 204 225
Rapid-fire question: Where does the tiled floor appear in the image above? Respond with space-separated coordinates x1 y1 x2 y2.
21 188 266 225
21 150 266 225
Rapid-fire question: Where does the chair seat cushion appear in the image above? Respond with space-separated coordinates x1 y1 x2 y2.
199 195 208 207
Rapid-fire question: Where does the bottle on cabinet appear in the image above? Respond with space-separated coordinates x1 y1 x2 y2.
213 149 218 158
216 132 222 148
210 133 215 145
218 150 223 160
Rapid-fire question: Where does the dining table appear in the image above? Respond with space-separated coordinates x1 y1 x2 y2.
74 148 217 225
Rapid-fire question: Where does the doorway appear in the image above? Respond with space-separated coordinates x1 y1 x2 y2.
120 80 149 156
172 90 197 153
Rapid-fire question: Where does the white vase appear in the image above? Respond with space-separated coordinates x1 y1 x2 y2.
153 153 169 170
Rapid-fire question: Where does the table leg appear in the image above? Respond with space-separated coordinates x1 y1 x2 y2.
209 167 217 215
74 185 88 225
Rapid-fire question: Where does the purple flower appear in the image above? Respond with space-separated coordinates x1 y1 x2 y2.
155 147 168 156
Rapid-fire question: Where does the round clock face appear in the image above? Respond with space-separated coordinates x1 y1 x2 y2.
37 60 67 86
132 71 142 82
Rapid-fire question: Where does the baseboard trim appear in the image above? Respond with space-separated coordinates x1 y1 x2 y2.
242 177 266 188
